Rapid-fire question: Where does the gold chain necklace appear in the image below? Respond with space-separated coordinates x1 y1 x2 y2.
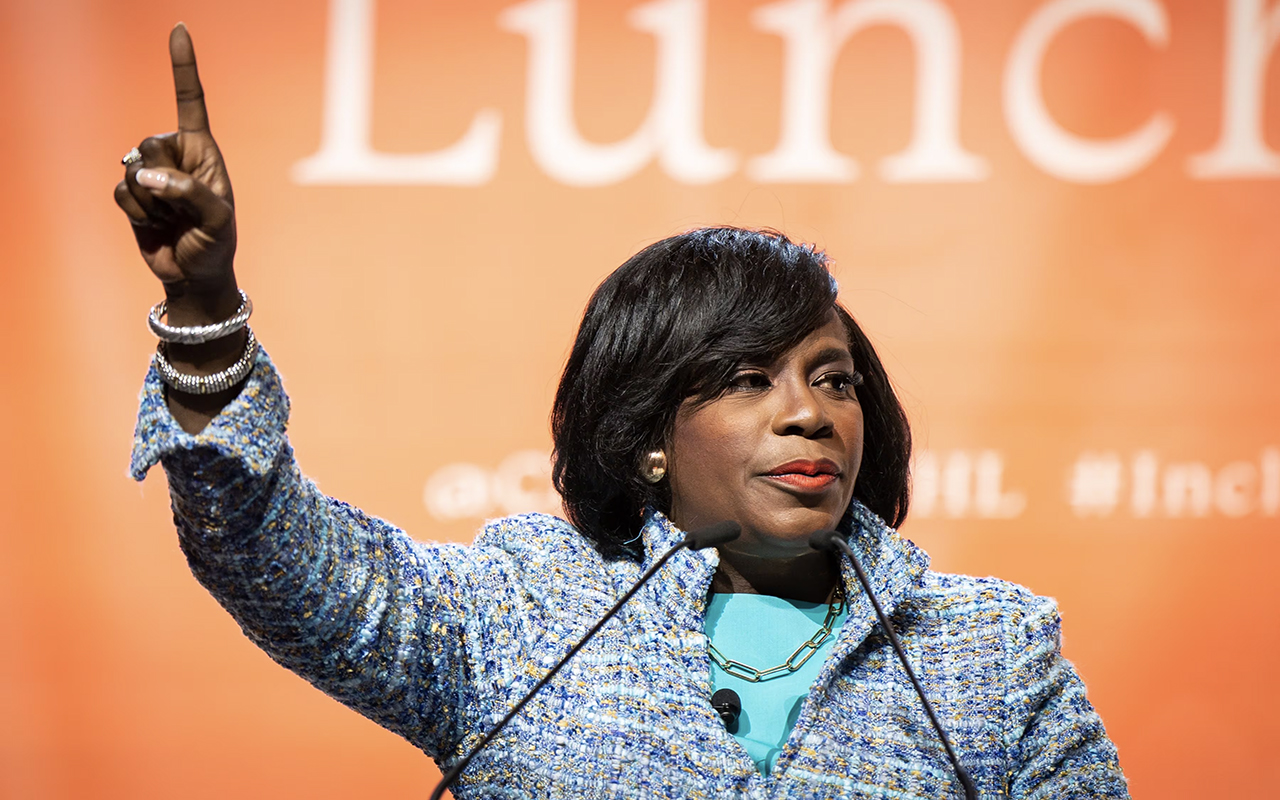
708 582 846 683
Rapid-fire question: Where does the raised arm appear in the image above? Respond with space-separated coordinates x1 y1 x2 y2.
115 23 241 434
119 26 541 760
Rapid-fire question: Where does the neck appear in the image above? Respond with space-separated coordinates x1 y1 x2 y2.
711 548 840 603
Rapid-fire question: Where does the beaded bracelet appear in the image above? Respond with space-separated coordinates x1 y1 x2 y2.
149 289 252 344
155 327 258 395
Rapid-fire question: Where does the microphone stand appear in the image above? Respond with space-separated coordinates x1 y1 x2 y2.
427 521 740 800
810 529 978 800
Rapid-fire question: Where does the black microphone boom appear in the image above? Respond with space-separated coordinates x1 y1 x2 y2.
684 520 742 550
427 520 741 800
809 529 978 800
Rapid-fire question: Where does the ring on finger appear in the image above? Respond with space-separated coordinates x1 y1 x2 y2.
121 147 143 166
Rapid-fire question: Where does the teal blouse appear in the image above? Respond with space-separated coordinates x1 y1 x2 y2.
706 593 849 775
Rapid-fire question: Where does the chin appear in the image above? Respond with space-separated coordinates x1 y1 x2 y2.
744 508 845 555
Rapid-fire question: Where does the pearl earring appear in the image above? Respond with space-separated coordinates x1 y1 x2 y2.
642 450 668 484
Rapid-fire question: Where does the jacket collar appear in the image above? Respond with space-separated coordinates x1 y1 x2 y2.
634 509 721 633
832 502 930 646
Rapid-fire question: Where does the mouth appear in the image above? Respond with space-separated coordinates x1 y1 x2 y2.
762 459 841 492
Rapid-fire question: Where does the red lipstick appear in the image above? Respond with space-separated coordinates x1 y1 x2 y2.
763 459 841 492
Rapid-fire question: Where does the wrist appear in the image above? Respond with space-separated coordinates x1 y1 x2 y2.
162 275 240 326
164 326 248 373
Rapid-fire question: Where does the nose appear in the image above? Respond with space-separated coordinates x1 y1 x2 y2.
771 379 832 438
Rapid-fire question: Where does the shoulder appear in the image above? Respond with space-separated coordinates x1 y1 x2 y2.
909 571 1061 648
473 512 594 556
471 513 610 592
916 571 1055 612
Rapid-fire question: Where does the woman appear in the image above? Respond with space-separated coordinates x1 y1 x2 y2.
119 25 1128 799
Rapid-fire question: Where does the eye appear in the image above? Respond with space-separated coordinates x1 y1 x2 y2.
816 370 863 395
726 370 771 392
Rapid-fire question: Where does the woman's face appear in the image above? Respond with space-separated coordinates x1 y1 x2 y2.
667 312 864 558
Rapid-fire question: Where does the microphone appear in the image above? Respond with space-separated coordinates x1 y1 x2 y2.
809 529 978 800
428 520 741 800
684 520 742 550
710 688 741 732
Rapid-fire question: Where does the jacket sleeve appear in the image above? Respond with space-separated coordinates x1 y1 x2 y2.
130 350 532 760
1001 595 1129 799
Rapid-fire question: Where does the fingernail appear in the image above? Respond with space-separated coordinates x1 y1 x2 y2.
136 169 169 190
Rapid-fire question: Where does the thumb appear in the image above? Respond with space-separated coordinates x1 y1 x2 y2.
135 166 232 232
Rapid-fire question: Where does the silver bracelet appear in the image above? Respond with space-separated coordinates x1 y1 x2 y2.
155 327 258 395
149 289 253 344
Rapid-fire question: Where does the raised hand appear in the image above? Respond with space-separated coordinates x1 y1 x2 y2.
119 24 246 431
115 23 238 322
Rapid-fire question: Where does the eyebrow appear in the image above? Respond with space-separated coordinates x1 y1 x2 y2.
810 346 856 366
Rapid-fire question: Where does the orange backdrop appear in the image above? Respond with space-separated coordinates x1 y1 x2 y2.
2 0 1278 797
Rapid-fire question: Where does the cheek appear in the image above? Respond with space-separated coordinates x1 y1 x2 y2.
670 418 736 484
845 407 867 486
666 409 754 520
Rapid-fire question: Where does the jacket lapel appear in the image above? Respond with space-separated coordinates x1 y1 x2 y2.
824 502 930 681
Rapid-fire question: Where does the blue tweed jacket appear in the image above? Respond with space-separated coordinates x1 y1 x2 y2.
132 352 1129 799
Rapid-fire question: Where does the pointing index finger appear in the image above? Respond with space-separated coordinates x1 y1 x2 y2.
169 22 209 132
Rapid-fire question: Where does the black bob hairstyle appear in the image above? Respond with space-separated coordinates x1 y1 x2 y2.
551 227 911 562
